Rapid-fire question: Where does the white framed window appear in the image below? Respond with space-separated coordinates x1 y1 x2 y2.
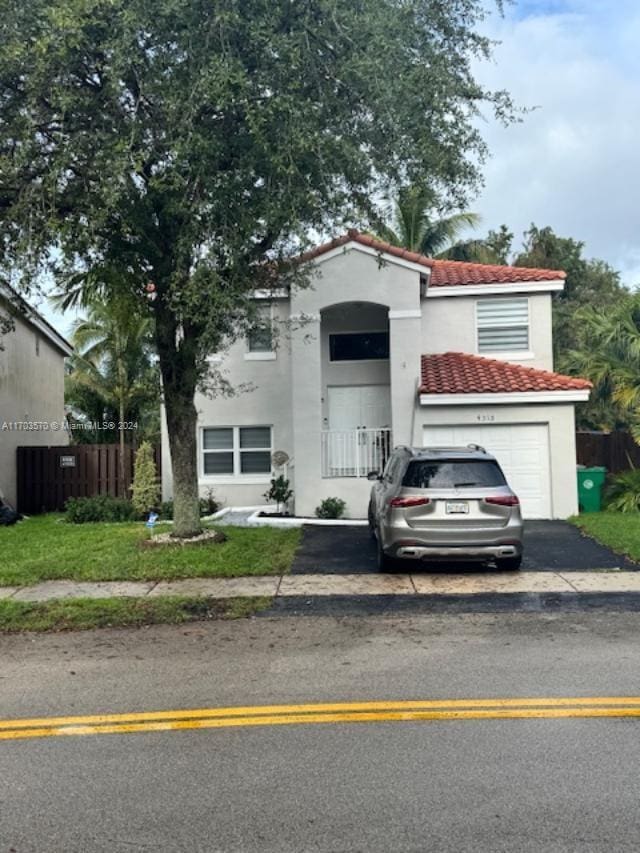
477 298 529 353
245 308 276 360
202 426 272 477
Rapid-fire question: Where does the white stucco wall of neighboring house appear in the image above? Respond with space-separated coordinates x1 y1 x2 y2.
422 292 555 371
414 402 579 519
0 306 70 507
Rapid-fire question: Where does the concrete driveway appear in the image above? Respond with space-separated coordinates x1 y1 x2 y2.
290 520 638 574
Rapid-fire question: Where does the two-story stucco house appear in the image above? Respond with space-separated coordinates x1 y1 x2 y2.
0 286 73 507
161 231 591 520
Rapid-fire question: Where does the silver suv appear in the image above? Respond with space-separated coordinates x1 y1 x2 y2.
368 445 523 571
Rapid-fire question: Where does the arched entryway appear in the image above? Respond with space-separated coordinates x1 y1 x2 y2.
319 302 392 478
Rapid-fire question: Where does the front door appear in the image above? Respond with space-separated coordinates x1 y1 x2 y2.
327 386 391 475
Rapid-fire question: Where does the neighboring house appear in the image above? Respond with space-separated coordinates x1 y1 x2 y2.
0 287 73 507
161 231 591 519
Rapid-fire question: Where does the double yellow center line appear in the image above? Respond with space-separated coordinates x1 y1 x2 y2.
2 697 640 742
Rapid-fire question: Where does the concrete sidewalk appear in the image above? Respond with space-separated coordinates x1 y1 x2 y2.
4 571 640 603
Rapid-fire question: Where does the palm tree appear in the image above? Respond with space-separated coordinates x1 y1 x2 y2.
562 295 640 440
374 185 481 257
65 297 158 485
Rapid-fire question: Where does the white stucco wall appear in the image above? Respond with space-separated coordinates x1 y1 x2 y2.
161 299 293 508
422 292 554 370
0 310 69 506
413 402 579 519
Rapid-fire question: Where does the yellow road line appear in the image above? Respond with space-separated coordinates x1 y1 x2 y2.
1 706 640 741
1 698 640 741
3 696 640 730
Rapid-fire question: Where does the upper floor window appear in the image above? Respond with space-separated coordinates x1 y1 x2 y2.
477 298 529 353
329 331 390 362
246 308 276 360
248 322 273 353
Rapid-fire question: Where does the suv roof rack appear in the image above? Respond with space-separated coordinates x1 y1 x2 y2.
466 443 486 453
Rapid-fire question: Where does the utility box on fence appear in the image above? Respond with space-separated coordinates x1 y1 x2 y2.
577 466 607 513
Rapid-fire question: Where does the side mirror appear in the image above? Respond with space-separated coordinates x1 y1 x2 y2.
367 471 381 481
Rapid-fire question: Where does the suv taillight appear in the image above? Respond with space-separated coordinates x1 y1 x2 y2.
390 496 431 508
485 495 520 506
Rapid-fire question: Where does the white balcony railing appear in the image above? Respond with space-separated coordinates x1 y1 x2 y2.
321 428 392 478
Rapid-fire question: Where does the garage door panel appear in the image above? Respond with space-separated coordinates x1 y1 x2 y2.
422 423 551 519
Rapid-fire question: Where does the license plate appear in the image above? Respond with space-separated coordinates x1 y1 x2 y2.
446 501 469 514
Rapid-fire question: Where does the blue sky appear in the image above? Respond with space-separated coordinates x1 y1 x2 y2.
41 0 640 338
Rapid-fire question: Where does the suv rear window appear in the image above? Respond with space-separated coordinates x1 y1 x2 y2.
402 460 507 489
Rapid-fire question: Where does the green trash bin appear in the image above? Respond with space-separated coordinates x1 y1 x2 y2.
577 466 607 512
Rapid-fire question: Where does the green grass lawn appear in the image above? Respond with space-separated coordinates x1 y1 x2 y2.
0 595 272 632
0 515 301 586
571 512 640 563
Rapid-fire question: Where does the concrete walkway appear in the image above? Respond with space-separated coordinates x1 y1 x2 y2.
4 571 640 603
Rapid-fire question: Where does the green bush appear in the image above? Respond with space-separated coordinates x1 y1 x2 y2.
315 497 347 519
159 492 220 521
65 495 136 524
604 470 640 512
131 441 160 517
264 476 293 513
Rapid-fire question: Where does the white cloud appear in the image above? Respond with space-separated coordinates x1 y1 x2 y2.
471 1 640 286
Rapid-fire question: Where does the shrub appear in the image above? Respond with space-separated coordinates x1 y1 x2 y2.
159 492 220 521
130 442 160 517
604 470 640 512
199 488 220 517
315 497 346 519
65 495 136 524
264 476 293 513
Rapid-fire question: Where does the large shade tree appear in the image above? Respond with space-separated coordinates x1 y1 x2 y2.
0 0 513 536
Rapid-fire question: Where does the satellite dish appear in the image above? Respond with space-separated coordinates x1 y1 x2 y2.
271 450 290 468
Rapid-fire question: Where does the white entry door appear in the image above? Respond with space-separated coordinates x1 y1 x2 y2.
328 385 391 431
326 386 391 476
422 423 551 519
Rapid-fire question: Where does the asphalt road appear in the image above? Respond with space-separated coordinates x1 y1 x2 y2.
2 611 640 852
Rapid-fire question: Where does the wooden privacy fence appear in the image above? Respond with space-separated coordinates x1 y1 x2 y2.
575 431 640 474
16 444 161 514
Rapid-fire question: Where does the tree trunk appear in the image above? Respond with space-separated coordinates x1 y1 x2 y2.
163 381 202 538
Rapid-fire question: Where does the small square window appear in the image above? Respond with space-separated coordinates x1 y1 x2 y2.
203 428 233 450
477 298 529 353
240 426 271 449
240 451 272 474
204 452 234 475
248 323 273 352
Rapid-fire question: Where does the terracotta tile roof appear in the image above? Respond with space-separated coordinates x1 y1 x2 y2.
302 230 565 287
419 352 592 395
428 259 565 287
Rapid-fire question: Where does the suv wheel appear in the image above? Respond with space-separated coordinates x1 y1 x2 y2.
497 555 522 571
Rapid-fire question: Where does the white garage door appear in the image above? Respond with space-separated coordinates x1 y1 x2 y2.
422 423 551 519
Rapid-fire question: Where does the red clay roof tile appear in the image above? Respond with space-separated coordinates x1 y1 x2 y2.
419 352 592 395
301 230 565 287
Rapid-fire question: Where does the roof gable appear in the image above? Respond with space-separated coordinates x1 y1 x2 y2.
302 230 566 288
